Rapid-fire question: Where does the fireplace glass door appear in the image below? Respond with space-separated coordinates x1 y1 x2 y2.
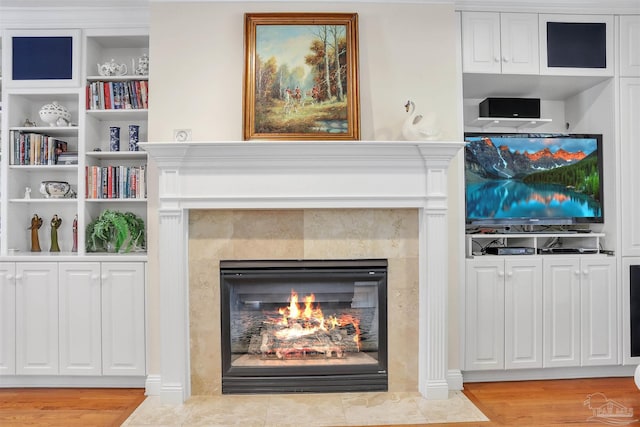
220 259 388 394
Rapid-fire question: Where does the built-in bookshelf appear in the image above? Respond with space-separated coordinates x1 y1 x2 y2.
0 29 148 255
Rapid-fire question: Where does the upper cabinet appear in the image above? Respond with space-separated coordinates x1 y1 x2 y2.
462 12 539 75
620 15 640 77
539 14 614 76
462 12 615 78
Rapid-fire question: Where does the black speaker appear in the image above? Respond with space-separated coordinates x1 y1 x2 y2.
479 97 541 119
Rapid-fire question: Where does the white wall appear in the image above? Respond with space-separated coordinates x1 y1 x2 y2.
146 1 463 378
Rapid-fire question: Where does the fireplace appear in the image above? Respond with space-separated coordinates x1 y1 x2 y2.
141 140 463 403
220 259 388 393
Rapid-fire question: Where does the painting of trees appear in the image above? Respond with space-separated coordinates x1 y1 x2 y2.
243 13 360 140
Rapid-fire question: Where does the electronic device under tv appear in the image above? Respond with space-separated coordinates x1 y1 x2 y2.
464 132 604 227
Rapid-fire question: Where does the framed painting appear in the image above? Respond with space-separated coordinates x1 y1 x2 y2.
243 13 360 140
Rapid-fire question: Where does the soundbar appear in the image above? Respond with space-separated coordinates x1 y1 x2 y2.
485 247 536 255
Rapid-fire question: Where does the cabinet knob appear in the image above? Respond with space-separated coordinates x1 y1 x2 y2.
583 269 589 275
498 271 505 277
502 56 509 62
15 274 23 281
507 271 513 277
494 56 500 63
101 274 108 281
574 270 580 276
6 274 14 281
91 274 99 281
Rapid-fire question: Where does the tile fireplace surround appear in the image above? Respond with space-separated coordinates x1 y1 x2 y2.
141 140 464 404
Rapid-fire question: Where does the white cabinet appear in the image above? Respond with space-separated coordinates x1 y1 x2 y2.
543 257 617 368
0 263 16 374
15 263 58 375
504 258 543 369
542 258 581 367
101 262 145 376
461 12 539 75
465 257 542 370
465 254 617 373
620 16 640 77
465 258 504 370
620 78 640 256
59 262 102 375
2 260 145 379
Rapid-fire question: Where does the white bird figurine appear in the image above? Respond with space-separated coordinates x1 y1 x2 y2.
402 100 441 141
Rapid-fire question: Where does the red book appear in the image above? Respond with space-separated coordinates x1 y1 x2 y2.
104 82 112 110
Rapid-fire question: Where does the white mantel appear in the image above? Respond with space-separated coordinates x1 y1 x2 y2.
141 140 464 404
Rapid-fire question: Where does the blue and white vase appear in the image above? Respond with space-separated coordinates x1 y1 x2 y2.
109 126 120 151
129 125 139 151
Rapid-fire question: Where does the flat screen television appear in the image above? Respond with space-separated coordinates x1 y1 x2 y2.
464 133 604 227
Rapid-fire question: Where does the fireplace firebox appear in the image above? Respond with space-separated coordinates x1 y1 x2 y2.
220 259 388 394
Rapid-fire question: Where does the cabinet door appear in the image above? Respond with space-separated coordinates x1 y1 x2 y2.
0 263 16 375
543 258 581 367
500 13 539 75
101 262 145 376
504 258 542 369
59 262 102 375
15 263 58 375
620 16 640 77
621 78 640 256
580 257 617 366
465 258 505 370
462 12 501 73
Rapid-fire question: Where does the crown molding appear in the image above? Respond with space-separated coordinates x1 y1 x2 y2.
454 0 640 14
0 5 149 30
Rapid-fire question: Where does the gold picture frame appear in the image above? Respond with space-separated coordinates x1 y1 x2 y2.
243 13 360 140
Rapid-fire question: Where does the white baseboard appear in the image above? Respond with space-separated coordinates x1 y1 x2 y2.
447 369 464 390
462 365 635 383
0 375 145 388
145 374 161 396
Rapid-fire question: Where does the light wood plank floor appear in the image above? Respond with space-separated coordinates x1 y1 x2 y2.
0 377 638 426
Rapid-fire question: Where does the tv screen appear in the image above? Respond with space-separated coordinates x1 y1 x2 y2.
464 133 604 227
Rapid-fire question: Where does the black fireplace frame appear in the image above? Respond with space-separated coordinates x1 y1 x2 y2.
220 259 388 394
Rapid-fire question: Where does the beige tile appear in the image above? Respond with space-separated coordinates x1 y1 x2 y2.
416 391 489 423
182 394 269 426
122 396 190 425
266 393 347 426
341 391 429 425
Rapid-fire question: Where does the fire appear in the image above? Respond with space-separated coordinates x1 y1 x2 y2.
272 289 361 350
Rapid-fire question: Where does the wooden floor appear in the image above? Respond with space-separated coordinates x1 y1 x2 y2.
0 377 638 426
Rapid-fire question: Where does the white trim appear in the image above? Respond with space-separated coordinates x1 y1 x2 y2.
141 140 463 403
447 369 464 390
463 365 636 382
0 375 146 387
145 375 161 396
0 6 149 30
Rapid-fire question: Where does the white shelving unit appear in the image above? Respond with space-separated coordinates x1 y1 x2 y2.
0 27 148 385
466 232 606 258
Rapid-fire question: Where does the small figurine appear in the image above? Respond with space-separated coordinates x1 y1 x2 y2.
72 214 78 253
23 118 36 127
29 214 43 252
50 215 62 252
24 187 31 199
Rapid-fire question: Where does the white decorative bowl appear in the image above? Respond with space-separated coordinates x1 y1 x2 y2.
39 101 71 127
40 181 71 198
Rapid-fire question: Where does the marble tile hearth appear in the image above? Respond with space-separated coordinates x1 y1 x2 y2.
123 390 488 426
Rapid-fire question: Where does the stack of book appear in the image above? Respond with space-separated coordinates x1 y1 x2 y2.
85 165 147 199
86 80 149 110
9 130 70 165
